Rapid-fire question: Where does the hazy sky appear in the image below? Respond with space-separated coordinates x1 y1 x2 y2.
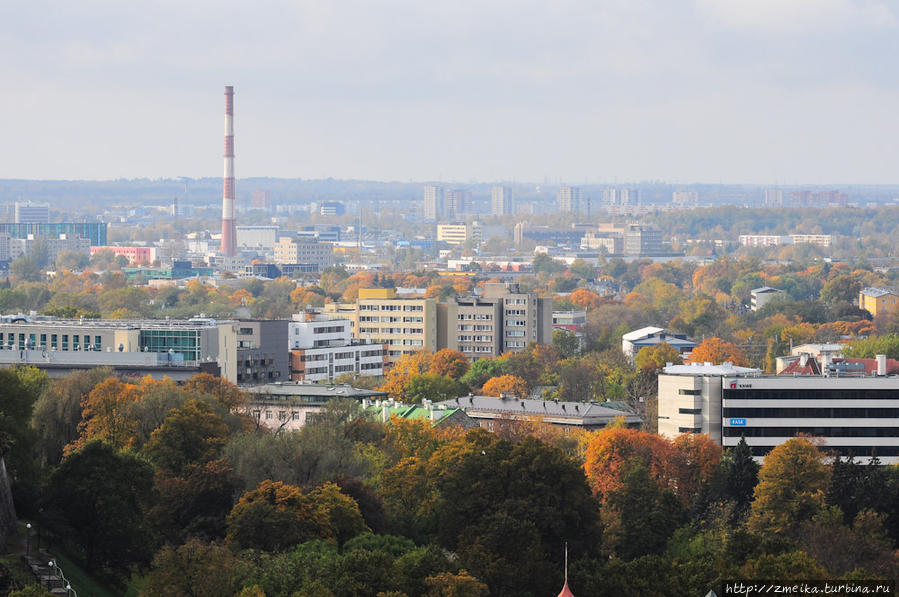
1 0 897 183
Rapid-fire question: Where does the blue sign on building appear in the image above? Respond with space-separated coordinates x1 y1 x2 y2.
729 418 747 426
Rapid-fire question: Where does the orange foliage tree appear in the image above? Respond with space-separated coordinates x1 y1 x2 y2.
67 377 141 455
378 351 432 400
481 375 528 398
428 349 470 379
569 288 602 310
687 337 749 366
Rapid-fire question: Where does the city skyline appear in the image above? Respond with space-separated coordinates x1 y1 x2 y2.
1 1 897 184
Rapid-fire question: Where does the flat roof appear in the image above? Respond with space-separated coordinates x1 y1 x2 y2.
438 395 641 423
244 382 387 399
663 362 762 376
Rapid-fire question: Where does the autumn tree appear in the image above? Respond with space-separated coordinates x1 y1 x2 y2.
747 438 831 537
143 399 232 475
67 377 141 455
481 374 528 398
31 367 113 467
379 351 433 400
687 337 749 367
405 373 467 404
429 349 470 379
227 480 331 551
141 539 247 597
633 342 683 371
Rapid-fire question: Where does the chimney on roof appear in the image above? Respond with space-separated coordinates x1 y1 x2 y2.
877 354 887 376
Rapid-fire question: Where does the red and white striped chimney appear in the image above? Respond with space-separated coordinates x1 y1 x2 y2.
220 85 237 256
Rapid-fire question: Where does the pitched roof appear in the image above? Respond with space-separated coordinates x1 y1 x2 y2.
621 326 665 341
557 581 575 597
860 287 898 298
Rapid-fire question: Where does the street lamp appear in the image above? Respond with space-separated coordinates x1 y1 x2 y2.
25 523 31 556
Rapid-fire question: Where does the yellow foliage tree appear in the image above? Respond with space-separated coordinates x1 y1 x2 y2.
378 351 433 400
481 374 528 398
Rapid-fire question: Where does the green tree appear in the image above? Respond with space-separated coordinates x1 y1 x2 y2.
844 333 899 359
32 367 113 467
149 459 243 544
143 399 231 475
141 539 247 597
722 436 759 516
306 481 370 545
552 329 581 359
459 358 505 390
601 462 688 560
43 440 155 576
633 342 683 371
820 274 862 306
532 253 566 275
748 438 830 537
568 258 595 280
0 368 48 513
405 374 467 404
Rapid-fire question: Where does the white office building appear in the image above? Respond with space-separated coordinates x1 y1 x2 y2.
659 362 899 463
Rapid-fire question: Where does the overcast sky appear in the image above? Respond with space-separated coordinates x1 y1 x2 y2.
1 0 897 183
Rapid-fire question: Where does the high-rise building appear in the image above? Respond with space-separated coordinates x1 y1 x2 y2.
556 185 581 213
764 189 783 207
445 190 471 217
251 190 272 210
14 202 50 224
623 224 663 256
423 185 445 220
491 186 513 216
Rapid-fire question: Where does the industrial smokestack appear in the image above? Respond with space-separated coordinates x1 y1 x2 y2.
220 85 237 256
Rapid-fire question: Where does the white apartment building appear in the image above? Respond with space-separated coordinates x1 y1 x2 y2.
288 311 386 382
437 222 482 246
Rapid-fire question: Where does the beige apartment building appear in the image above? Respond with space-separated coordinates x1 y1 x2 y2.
329 283 552 364
437 222 483 246
325 288 438 364
273 237 334 268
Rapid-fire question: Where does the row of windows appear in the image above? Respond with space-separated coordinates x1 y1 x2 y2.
360 362 382 370
724 389 899 401
360 304 424 312
744 445 899 458
505 341 526 348
723 427 899 438
313 326 345 334
679 408 702 414
723 407 899 418
678 388 701 396
458 314 493 320
458 325 492 331
0 332 103 351
458 335 492 342
461 345 494 353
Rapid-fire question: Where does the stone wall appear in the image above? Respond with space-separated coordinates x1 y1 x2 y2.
0 457 17 547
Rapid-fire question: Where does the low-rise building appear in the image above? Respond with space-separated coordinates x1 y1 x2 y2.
859 287 899 317
750 286 784 311
621 326 697 360
438 395 642 432
437 222 483 246
242 382 387 430
274 237 334 269
90 246 157 265
363 398 477 429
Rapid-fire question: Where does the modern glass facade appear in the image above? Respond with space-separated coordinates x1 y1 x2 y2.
139 329 200 361
0 222 107 245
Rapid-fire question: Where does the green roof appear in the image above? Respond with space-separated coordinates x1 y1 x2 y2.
364 404 460 425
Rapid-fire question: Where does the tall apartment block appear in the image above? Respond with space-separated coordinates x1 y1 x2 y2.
556 185 581 213
424 185 445 220
446 190 472 217
491 186 513 216
439 282 552 360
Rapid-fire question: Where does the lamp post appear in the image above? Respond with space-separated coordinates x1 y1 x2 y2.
25 523 31 557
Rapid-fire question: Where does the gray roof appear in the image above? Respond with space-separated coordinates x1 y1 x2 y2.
437 395 641 424
244 382 387 400
861 287 897 298
751 286 783 294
